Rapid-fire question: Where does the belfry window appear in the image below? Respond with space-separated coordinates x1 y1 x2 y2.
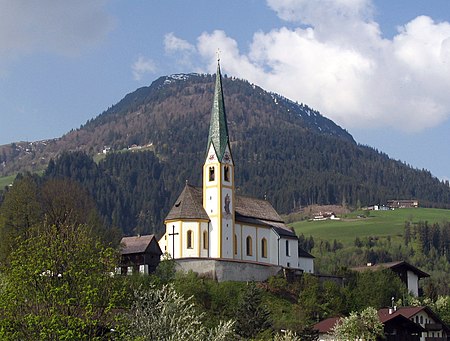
286 240 290 257
224 165 230 182
246 236 253 256
187 230 193 249
209 166 215 181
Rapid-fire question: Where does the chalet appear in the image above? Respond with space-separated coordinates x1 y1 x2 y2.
351 261 429 297
119 234 162 275
378 306 450 341
314 306 448 341
387 199 419 209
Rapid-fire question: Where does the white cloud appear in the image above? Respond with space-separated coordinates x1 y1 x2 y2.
0 0 114 57
176 0 450 132
132 56 157 81
164 33 195 53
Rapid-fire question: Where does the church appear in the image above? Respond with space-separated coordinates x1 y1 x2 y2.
158 61 314 277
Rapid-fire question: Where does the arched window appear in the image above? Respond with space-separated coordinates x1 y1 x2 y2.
246 236 253 256
209 166 215 181
224 165 230 182
285 240 290 256
187 230 193 249
203 230 208 250
234 234 237 255
261 238 267 258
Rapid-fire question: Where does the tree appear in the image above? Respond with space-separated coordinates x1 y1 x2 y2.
0 175 41 264
234 283 272 338
0 221 123 340
332 307 384 341
121 284 235 341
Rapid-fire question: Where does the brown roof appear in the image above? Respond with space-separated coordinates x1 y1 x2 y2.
121 234 158 255
165 184 209 221
313 317 341 333
165 184 295 236
351 261 430 278
379 306 450 332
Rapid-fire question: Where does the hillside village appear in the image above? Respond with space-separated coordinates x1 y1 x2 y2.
0 64 449 339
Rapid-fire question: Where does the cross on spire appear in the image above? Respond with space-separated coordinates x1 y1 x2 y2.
216 48 221 62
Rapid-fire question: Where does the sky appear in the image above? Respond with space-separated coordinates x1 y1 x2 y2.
1 0 450 181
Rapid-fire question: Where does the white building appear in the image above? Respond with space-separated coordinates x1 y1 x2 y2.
159 61 313 274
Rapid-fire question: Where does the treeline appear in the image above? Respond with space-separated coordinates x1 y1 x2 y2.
404 221 450 260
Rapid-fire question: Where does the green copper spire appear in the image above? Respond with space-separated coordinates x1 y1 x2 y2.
207 61 230 161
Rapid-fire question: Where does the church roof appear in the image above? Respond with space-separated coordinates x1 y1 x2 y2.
207 61 230 161
165 183 210 221
120 234 159 255
165 185 296 237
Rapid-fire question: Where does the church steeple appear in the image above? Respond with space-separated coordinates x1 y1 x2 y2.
207 61 229 161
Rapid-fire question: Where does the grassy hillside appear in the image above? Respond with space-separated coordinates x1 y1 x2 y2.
291 208 450 246
0 174 16 189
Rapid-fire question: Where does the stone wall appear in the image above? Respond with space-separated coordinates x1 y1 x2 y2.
175 258 284 282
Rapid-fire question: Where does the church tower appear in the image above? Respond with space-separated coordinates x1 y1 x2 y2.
203 61 235 259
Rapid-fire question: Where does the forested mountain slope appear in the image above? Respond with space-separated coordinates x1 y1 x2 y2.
1 73 449 235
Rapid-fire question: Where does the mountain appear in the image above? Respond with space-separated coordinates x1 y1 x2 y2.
1 73 449 235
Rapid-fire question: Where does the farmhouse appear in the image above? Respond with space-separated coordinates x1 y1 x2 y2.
119 234 162 275
351 261 429 297
314 306 449 341
387 199 419 208
158 61 312 280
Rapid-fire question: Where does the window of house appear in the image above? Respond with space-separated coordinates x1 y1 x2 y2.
234 234 237 255
187 230 193 249
246 236 252 256
209 166 215 181
224 165 230 182
203 231 208 250
286 240 290 256
261 238 267 258
420 316 423 324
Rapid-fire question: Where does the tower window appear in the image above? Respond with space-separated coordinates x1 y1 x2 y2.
209 166 215 181
246 236 253 256
234 234 237 255
286 240 290 257
224 165 230 182
187 230 193 249
203 231 208 250
261 238 267 258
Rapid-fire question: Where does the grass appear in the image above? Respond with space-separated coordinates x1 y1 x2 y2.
0 174 16 189
291 208 450 246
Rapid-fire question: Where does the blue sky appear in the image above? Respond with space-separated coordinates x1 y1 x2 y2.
1 0 450 181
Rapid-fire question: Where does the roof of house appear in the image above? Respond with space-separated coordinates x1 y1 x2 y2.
120 234 160 255
165 183 296 237
379 306 450 332
313 317 341 334
350 261 430 278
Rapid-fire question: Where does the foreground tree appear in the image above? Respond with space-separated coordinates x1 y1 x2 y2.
332 307 384 341
121 284 235 341
0 222 123 340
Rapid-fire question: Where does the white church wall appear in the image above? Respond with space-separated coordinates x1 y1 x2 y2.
165 221 181 259
200 222 210 258
181 221 201 258
242 225 257 262
269 230 280 266
256 227 271 263
279 238 298 268
234 223 242 259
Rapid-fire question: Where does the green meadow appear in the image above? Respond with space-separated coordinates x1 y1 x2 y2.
0 174 16 189
291 208 450 246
